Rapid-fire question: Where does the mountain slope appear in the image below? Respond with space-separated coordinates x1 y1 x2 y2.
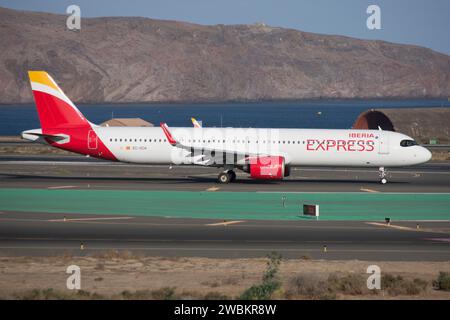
1 7 449 103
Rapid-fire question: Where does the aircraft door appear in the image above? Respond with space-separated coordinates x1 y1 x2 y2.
88 130 98 150
378 132 389 154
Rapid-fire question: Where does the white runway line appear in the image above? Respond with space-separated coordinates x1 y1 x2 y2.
48 217 134 222
360 188 379 193
3 161 450 174
366 222 450 234
206 220 245 226
47 185 77 189
425 238 450 243
257 191 450 194
293 168 450 175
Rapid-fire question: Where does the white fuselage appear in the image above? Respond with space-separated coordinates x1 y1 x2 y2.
93 126 432 167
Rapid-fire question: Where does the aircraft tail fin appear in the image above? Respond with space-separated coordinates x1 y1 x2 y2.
28 71 90 130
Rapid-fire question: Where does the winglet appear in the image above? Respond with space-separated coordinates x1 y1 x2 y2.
160 122 177 146
191 117 202 128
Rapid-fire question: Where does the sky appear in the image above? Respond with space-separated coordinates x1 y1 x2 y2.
1 0 449 55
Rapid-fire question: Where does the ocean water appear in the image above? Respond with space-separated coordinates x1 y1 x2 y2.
0 99 449 135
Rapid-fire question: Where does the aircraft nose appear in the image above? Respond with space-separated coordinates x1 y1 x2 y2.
422 147 432 163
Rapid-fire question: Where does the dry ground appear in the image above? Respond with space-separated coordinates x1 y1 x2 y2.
0 253 449 300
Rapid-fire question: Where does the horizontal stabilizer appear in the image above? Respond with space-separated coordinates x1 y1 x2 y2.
27 132 67 141
21 129 69 144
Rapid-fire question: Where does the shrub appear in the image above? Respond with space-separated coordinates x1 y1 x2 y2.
239 252 282 300
327 273 366 295
286 275 336 300
204 292 230 300
150 287 177 300
433 272 450 291
16 288 103 300
382 274 427 296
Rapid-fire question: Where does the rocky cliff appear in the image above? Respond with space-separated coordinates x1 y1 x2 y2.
1 7 449 103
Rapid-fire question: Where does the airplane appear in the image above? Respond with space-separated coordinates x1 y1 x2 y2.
22 71 432 184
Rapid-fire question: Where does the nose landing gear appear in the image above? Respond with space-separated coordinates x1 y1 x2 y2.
379 167 388 184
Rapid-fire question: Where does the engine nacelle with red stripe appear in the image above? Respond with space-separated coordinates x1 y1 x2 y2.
244 156 288 180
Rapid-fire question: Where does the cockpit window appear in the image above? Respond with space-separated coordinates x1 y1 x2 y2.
400 140 418 147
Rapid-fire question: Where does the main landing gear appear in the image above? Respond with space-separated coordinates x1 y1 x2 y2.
218 170 236 183
379 167 388 184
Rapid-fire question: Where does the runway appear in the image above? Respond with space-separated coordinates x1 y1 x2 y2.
0 155 449 261
0 155 449 192
0 211 449 260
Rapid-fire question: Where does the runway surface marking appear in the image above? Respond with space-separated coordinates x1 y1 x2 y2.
367 222 419 232
48 217 134 222
3 161 450 174
425 238 450 243
206 186 220 192
47 185 77 189
293 167 450 175
0 216 385 231
206 220 244 226
257 191 450 195
360 188 379 193
366 222 450 234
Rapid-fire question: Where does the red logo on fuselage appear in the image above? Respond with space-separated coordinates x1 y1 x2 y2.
349 132 375 138
306 139 375 152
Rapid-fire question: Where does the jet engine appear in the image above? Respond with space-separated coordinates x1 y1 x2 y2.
243 156 289 180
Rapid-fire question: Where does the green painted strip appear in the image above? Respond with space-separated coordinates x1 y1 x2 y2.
0 188 449 221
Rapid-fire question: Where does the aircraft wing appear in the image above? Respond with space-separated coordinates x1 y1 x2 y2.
160 123 265 166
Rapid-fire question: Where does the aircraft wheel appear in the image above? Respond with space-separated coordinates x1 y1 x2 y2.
229 171 237 182
380 178 387 184
218 172 231 184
